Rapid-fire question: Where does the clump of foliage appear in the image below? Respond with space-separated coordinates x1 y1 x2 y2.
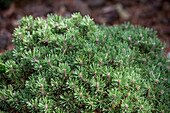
0 13 169 112
0 0 14 9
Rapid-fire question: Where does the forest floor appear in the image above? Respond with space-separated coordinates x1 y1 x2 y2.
0 0 169 56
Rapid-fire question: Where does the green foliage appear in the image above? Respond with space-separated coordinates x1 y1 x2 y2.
0 0 11 8
0 13 169 112
0 0 16 9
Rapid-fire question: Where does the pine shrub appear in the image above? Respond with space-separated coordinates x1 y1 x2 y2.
0 13 169 112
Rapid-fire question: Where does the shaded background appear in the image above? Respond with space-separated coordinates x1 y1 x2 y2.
0 0 169 56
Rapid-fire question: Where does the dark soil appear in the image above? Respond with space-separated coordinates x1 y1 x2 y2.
0 0 169 54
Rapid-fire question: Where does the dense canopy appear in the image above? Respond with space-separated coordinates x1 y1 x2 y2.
0 13 169 112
